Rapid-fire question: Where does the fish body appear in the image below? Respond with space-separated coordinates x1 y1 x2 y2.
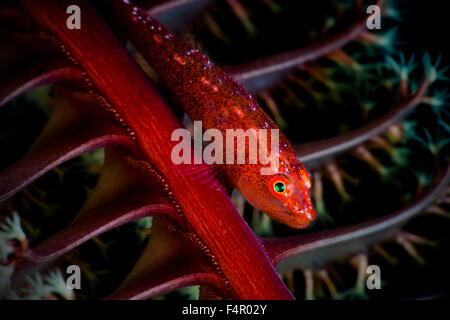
109 0 316 228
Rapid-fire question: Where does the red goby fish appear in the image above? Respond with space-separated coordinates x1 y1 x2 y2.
108 0 316 229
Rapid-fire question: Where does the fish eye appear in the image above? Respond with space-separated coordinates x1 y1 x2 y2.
269 175 293 198
273 181 286 194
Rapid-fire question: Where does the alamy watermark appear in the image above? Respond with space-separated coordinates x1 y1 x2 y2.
64 4 382 31
63 263 381 292
366 5 382 30
366 265 381 290
171 121 280 175
66 5 81 30
66 265 81 290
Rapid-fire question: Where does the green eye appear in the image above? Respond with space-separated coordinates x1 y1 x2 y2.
274 181 285 193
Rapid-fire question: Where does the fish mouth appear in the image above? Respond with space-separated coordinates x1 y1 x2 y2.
287 205 317 228
270 210 313 229
286 216 311 229
287 220 310 229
